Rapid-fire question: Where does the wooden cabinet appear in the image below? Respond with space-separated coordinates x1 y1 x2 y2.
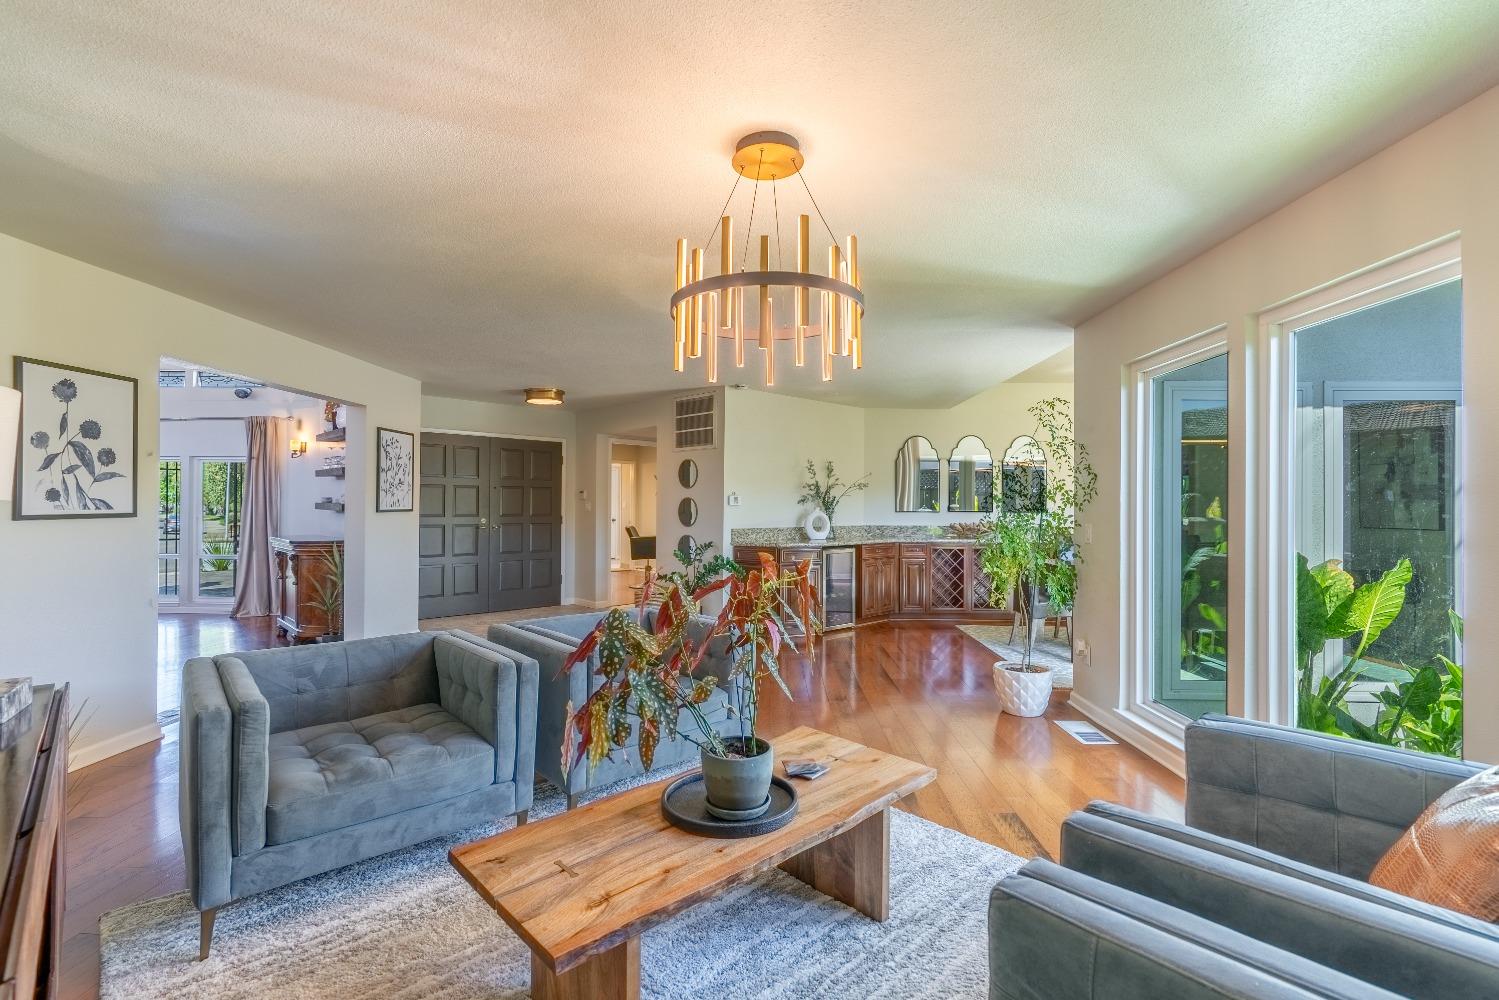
730 539 1004 628
272 536 343 642
859 544 897 620
732 545 822 635
898 545 929 614
0 684 67 1000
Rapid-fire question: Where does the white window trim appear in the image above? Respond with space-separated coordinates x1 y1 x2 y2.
1120 327 1231 747
1249 240 1461 727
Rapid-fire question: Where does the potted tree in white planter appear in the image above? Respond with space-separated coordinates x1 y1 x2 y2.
978 399 1095 717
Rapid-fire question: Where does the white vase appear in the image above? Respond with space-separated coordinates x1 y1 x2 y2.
803 508 831 541
992 662 1053 717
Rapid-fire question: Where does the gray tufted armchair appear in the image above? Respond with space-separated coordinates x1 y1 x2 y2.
179 629 537 958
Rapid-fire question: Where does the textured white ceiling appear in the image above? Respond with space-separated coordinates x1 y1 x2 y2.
4 2 1499 407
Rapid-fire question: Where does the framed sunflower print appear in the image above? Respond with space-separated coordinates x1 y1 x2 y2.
12 357 138 519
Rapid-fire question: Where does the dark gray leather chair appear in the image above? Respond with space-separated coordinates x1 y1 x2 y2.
179 630 538 958
989 715 1498 999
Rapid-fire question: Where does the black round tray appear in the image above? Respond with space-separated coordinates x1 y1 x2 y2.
661 771 799 838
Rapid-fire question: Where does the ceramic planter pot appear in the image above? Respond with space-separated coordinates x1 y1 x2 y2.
700 738 774 818
993 662 1053 717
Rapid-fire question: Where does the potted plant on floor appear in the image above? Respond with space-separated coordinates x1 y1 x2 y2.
977 398 1096 716
307 545 344 642
561 553 820 819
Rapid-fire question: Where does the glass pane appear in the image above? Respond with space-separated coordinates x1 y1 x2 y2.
1150 353 1229 719
198 459 246 599
158 460 181 598
1293 279 1463 757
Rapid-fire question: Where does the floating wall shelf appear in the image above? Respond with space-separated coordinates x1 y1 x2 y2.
314 501 345 513
315 428 346 443
314 467 345 479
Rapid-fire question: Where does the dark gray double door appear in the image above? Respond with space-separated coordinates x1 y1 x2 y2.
417 434 562 618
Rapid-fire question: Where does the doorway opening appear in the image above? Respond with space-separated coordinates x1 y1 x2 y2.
156 358 347 724
609 435 657 607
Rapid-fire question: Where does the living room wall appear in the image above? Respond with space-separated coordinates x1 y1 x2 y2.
1072 82 1499 766
721 380 1073 535
1 232 422 768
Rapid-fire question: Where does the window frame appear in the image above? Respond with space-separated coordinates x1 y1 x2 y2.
1249 242 1461 727
1123 327 1231 742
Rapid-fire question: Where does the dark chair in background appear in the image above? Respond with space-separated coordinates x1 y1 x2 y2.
626 524 655 578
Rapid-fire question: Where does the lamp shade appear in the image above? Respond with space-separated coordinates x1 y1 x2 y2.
0 386 19 498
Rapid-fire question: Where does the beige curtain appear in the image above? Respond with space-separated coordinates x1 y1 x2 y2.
231 417 285 618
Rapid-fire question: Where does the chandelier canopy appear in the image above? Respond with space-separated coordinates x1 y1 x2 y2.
670 131 863 386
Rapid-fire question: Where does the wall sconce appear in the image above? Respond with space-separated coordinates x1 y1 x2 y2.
290 437 309 459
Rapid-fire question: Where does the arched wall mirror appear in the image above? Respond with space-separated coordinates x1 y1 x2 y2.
678 459 698 489
676 534 698 561
1001 435 1048 513
894 436 941 511
678 497 698 527
946 435 995 512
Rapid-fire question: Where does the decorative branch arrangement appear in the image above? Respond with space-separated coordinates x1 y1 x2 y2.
797 459 870 524
560 553 820 774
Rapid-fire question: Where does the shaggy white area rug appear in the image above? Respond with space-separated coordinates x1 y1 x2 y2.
100 769 1024 999
957 625 1074 689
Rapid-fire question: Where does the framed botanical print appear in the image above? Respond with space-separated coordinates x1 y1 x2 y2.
13 357 138 519
375 427 414 512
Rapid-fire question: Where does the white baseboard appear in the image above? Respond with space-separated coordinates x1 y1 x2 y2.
1066 692 1186 778
69 722 164 772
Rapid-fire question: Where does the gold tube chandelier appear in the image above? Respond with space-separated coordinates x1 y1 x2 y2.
670 131 864 387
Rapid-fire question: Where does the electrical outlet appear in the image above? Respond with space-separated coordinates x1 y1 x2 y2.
726 492 741 507
1074 638 1090 669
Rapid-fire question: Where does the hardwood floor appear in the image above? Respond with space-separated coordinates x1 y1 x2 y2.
62 619 1182 999
155 613 285 719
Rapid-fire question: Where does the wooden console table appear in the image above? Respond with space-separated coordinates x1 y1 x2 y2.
0 684 68 1000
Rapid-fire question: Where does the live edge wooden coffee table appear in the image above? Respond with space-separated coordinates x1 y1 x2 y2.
449 726 936 1000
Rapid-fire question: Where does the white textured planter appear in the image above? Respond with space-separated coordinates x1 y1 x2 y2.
992 662 1053 717
803 508 831 540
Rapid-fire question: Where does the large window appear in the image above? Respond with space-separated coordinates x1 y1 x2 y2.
196 458 246 600
1290 278 1463 756
1150 354 1229 720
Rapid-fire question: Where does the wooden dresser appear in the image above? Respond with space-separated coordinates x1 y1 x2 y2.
271 536 343 642
0 684 68 1000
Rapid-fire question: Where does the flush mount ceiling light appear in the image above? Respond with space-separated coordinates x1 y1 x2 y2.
524 387 565 406
670 131 863 387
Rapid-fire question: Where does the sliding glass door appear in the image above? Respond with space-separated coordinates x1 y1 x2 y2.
1149 354 1229 720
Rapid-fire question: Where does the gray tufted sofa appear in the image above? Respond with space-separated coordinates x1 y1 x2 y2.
988 715 1499 999
179 629 537 958
489 607 742 808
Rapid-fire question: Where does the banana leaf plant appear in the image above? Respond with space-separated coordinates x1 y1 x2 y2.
560 553 819 776
1296 555 1463 756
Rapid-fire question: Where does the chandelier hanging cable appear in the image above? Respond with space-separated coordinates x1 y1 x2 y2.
670 131 863 387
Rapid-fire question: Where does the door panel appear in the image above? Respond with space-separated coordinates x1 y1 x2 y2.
491 439 563 611
417 435 491 618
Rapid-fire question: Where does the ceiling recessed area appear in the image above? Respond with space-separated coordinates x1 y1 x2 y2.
3 2 1498 408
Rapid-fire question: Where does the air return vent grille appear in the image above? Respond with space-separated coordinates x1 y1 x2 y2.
674 393 716 450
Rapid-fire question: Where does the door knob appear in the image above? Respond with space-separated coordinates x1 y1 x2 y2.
479 518 488 528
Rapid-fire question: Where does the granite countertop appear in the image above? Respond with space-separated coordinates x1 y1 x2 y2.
730 525 984 548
